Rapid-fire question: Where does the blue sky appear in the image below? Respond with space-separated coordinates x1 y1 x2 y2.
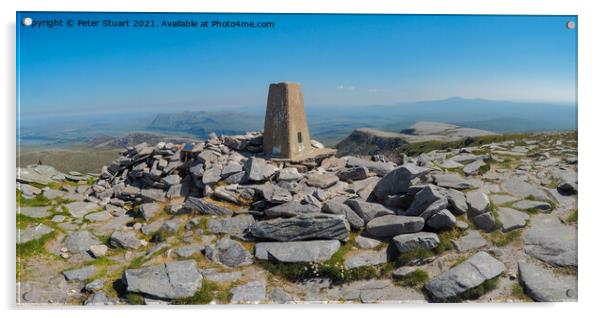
17 12 577 116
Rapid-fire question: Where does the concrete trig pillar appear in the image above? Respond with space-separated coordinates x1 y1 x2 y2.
263 82 312 159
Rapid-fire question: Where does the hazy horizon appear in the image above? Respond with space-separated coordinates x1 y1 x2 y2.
18 13 577 117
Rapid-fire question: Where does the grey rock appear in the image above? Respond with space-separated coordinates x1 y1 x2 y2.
425 251 505 301
84 210 112 222
124 260 202 299
110 230 142 249
255 240 340 262
439 160 463 169
201 268 242 282
372 164 430 200
277 167 302 181
489 194 517 205
355 235 382 249
140 203 161 220
471 212 497 232
140 188 166 202
445 188 468 215
63 265 96 282
366 215 424 237
346 156 395 177
433 174 474 190
175 245 203 258
345 199 394 222
65 201 100 218
497 207 529 232
18 223 54 244
205 237 253 267
426 209 456 230
244 157 277 182
85 279 105 292
42 188 65 200
185 197 234 216
221 161 243 177
453 230 488 252
392 267 418 279
250 213 349 241
336 166 370 181
19 206 51 218
406 185 446 216
306 173 339 189
17 183 42 197
261 184 293 204
84 291 114 306
65 230 100 253
502 177 552 201
268 287 293 304
463 159 486 176
466 191 490 217
89 244 108 258
524 215 577 267
344 248 388 269
512 200 552 212
518 261 577 302
264 200 321 218
208 214 255 235
202 166 222 185
393 232 440 253
230 280 266 304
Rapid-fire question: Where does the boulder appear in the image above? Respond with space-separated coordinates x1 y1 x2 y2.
466 191 490 217
425 251 505 301
140 203 161 221
185 197 234 216
255 240 340 262
264 200 321 218
426 209 456 230
392 232 440 253
250 213 349 241
336 167 370 182
444 189 468 215
205 237 253 267
405 185 446 216
306 173 339 189
355 235 382 249
366 215 424 237
471 212 497 232
277 167 303 181
371 164 430 200
518 261 577 302
345 199 395 222
124 260 202 299
244 157 277 182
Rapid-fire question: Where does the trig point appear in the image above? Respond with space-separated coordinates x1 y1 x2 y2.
263 82 313 159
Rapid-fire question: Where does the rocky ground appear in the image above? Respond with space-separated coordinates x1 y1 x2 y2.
16 130 577 305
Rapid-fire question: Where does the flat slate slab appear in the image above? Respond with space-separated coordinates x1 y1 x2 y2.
18 223 54 244
344 248 388 269
524 215 577 267
229 280 267 304
518 261 577 302
502 177 552 202
366 215 424 237
124 260 202 299
255 240 340 263
19 206 51 218
65 201 101 218
425 251 505 301
497 207 529 232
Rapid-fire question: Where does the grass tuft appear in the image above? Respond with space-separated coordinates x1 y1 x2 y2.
397 269 429 287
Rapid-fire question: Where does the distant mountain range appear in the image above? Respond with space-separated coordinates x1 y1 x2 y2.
19 97 577 148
